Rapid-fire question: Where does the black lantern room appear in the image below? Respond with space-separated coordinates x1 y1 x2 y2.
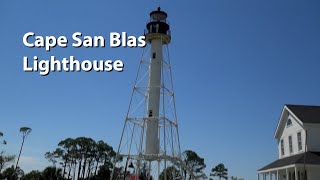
145 7 171 44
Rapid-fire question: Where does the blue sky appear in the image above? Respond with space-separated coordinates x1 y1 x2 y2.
1 0 320 179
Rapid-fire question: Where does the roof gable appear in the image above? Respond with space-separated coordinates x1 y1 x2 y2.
274 105 303 139
274 104 320 139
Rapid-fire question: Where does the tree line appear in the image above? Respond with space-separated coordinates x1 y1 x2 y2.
1 128 241 180
44 137 116 180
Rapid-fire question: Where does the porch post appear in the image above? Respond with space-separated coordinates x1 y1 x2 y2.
270 171 272 180
286 168 289 180
305 169 307 180
258 173 260 180
277 170 279 180
295 167 298 180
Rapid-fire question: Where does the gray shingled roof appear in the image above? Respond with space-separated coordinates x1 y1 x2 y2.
286 104 320 124
258 152 320 171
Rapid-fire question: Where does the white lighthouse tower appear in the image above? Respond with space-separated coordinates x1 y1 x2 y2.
111 7 198 180
144 7 171 156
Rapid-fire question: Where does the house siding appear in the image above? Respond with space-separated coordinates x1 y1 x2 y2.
307 126 320 152
309 166 320 180
278 114 305 159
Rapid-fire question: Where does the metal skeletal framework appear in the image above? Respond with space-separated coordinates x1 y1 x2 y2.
111 7 198 180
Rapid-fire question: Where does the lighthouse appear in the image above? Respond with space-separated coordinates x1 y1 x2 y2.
111 7 198 180
145 7 170 156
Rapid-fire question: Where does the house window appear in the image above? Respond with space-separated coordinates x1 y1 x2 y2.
297 132 302 151
289 136 293 154
287 118 292 127
281 139 285 156
152 53 156 59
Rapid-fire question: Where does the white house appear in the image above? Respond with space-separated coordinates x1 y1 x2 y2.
257 104 320 180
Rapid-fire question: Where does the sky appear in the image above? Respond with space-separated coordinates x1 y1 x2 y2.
1 0 320 179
